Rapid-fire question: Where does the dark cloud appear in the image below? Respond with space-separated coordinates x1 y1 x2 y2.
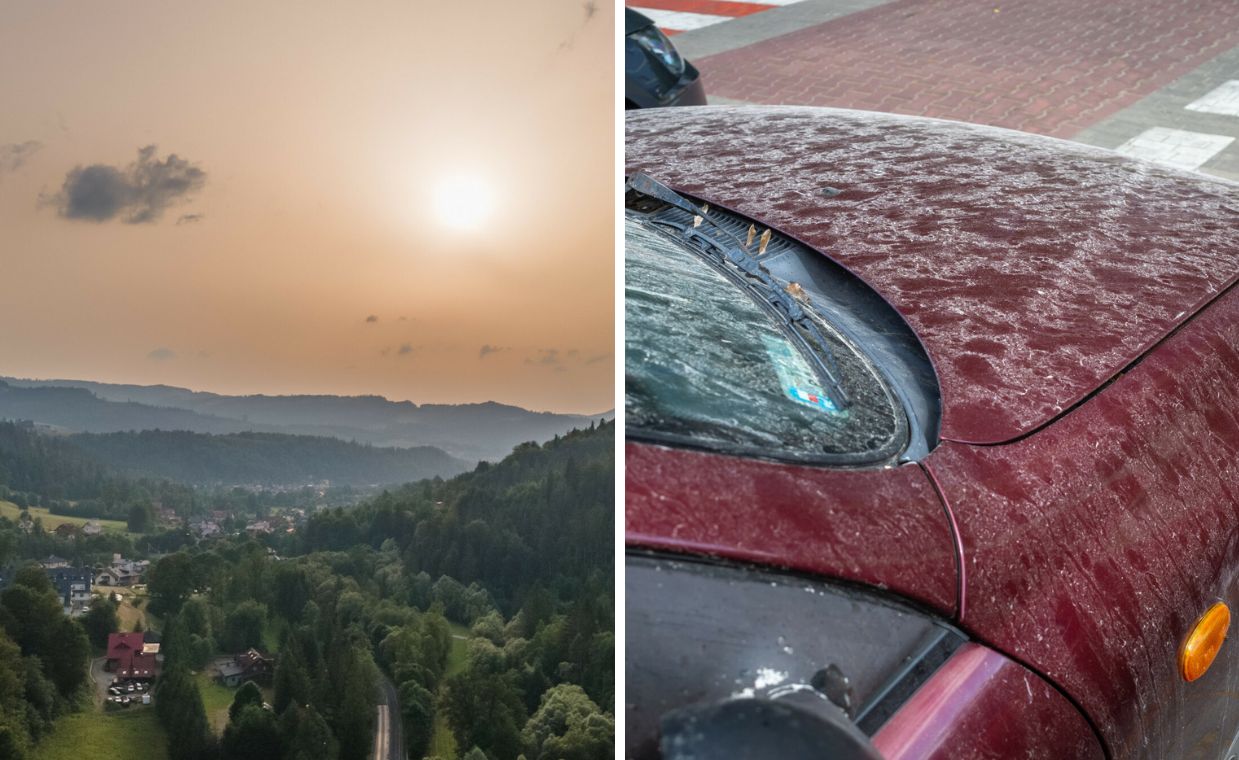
397 343 414 356
0 141 41 178
147 347 176 361
479 344 508 359
176 213 204 226
365 315 379 323
49 145 206 224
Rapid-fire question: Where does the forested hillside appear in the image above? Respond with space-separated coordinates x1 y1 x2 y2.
70 430 470 487
0 412 613 760
299 422 614 612
147 420 614 760
0 420 195 524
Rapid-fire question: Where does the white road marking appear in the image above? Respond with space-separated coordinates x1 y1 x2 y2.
633 8 731 31
1185 80 1239 117
1115 127 1235 171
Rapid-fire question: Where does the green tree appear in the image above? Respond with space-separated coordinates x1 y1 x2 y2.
82 596 119 650
398 679 435 759
43 616 90 699
327 640 377 760
0 631 33 758
20 656 57 740
162 614 192 672
442 665 526 760
148 552 196 615
522 684 613 760
223 601 268 652
181 597 213 639
155 666 213 760
221 704 282 760
230 680 264 722
127 502 154 533
279 704 338 760
0 569 90 700
273 640 311 714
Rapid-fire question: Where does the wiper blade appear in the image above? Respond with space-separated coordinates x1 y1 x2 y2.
626 172 851 410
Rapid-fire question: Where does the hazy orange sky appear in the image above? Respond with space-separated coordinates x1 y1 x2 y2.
0 0 613 414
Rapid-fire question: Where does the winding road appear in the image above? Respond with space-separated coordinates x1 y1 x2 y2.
373 675 405 760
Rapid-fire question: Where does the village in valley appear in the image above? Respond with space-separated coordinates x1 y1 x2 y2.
0 500 310 721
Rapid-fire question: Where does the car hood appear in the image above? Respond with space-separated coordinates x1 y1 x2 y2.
626 106 1239 444
626 441 961 617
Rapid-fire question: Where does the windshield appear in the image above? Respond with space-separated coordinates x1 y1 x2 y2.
625 213 906 464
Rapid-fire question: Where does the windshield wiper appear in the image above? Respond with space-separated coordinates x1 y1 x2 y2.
626 172 851 410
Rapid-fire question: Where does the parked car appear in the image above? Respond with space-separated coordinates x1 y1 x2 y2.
625 105 1239 759
624 9 705 109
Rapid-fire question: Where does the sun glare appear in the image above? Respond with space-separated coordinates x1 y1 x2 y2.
432 174 495 231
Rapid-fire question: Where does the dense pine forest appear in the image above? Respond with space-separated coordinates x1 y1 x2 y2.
0 420 613 760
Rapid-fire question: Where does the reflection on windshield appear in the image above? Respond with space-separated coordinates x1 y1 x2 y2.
625 214 905 464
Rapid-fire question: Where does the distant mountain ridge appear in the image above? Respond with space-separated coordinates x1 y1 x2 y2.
0 377 612 461
69 429 471 487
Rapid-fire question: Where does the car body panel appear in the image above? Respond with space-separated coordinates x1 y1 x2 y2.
626 442 959 617
872 643 1105 759
925 285 1239 759
625 106 1239 444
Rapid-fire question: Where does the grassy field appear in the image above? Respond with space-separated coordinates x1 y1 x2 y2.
196 671 274 734
197 671 237 734
30 707 167 760
110 592 149 632
427 625 473 760
0 500 129 534
445 625 470 677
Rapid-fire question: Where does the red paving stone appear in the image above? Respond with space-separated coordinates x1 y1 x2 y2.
696 0 1239 137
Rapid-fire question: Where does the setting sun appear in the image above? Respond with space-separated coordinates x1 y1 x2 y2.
432 174 496 231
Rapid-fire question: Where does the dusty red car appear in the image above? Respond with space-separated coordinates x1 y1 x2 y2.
625 106 1239 759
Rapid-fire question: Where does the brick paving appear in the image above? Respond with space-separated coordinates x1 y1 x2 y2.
692 0 1239 138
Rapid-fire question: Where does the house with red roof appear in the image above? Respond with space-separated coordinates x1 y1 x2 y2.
106 632 160 680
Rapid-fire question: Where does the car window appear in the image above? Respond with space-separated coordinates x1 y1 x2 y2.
625 213 906 464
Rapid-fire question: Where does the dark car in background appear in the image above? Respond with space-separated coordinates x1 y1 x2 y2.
624 9 705 109
625 105 1239 759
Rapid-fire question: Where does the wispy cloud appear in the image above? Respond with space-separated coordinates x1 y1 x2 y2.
522 347 609 372
365 315 379 324
147 347 176 361
176 213 203 226
479 344 508 359
557 0 599 52
526 348 568 372
46 145 206 224
397 343 414 356
0 141 41 179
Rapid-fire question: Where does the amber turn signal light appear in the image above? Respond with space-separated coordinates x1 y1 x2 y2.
1180 602 1230 682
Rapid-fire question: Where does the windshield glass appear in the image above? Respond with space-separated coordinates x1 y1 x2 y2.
625 213 905 464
